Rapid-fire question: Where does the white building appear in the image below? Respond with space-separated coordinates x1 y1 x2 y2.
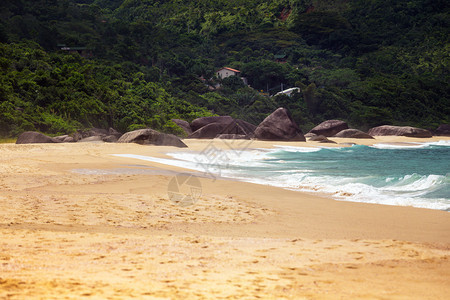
216 67 241 79
274 87 301 97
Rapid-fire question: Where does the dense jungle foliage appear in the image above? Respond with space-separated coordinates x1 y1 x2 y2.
0 0 448 137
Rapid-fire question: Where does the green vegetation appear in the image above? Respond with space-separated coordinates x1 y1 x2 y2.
0 0 448 137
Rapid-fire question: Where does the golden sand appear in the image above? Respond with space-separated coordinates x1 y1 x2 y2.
0 137 449 299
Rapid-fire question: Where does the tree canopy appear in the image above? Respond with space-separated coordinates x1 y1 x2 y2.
0 0 448 137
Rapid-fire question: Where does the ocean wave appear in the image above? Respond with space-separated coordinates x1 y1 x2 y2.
272 145 323 153
371 143 428 149
282 174 449 210
113 143 450 211
372 140 450 150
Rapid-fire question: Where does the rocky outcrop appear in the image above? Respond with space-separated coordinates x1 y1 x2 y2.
85 128 109 137
334 129 374 139
16 131 61 144
308 134 337 143
304 132 316 138
188 118 256 139
102 135 119 143
234 119 257 137
188 123 232 139
435 124 450 136
54 135 69 142
254 108 305 141
190 116 234 132
108 127 122 137
73 127 121 142
368 125 432 138
308 120 348 137
118 129 187 147
172 119 192 135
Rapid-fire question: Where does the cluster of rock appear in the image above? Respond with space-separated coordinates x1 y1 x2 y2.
367 125 432 138
173 108 305 141
303 120 440 142
16 127 187 148
15 107 449 147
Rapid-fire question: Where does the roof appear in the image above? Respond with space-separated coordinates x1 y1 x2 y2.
275 87 301 96
217 67 241 73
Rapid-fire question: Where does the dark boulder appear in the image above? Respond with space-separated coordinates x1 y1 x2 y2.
368 125 432 138
308 120 348 137
55 135 76 143
254 108 305 141
102 135 119 143
63 136 75 143
188 123 231 139
435 124 450 136
54 135 69 142
71 132 83 142
234 119 257 137
308 135 337 143
118 129 187 147
172 119 192 135
304 132 316 138
190 116 234 132
108 127 122 137
334 129 374 139
16 131 61 144
86 128 108 137
188 119 256 139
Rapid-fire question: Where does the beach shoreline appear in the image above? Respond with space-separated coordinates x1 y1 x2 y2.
1 137 449 299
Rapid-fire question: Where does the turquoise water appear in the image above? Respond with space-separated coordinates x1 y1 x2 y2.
114 140 450 211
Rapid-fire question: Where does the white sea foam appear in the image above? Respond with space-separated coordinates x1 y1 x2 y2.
112 144 450 211
272 145 322 153
371 143 428 149
112 154 202 171
281 174 450 210
427 140 450 146
372 140 450 149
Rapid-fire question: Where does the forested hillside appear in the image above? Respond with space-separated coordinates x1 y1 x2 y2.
0 0 448 137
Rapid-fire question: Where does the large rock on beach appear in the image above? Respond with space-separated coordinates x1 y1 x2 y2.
308 134 337 143
63 136 75 143
172 119 192 135
304 132 316 138
16 131 61 144
254 108 305 141
334 129 374 139
190 116 234 132
85 128 109 137
188 118 256 139
308 120 348 137
54 135 76 143
435 124 450 136
368 125 432 138
108 127 122 136
234 119 257 136
118 128 187 147
54 135 69 142
188 123 231 139
102 135 119 143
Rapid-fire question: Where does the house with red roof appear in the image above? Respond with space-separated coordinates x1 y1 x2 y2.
216 67 241 79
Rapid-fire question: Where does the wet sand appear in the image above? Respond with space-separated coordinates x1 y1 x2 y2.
0 137 449 299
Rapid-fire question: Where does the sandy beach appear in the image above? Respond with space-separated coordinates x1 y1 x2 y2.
1 136 449 299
